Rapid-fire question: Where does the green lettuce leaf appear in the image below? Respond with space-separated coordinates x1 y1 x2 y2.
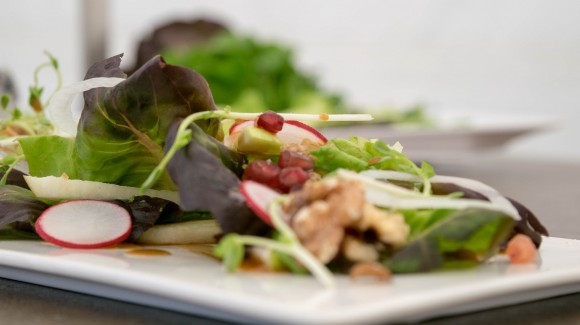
402 209 456 239
311 136 435 180
18 135 77 178
387 208 514 273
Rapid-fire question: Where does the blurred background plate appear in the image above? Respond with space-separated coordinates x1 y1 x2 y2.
319 112 557 161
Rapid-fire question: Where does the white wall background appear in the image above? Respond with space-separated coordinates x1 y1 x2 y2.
2 0 580 160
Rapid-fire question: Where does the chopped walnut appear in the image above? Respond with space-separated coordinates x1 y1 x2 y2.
288 179 366 263
308 171 321 182
283 138 323 156
357 203 409 247
282 178 339 216
292 201 344 263
326 181 366 226
342 235 378 262
349 262 392 283
285 177 409 265
0 125 28 137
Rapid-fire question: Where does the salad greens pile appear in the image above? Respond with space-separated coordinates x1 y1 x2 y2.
0 54 547 287
162 31 342 115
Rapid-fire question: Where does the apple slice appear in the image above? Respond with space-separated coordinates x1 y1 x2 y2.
240 180 282 226
137 219 221 245
24 175 180 204
224 120 327 149
35 200 132 249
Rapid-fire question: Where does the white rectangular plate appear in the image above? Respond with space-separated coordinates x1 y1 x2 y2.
0 237 579 324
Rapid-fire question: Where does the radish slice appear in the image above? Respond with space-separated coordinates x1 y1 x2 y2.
224 120 327 149
35 200 132 249
240 180 282 226
279 120 327 144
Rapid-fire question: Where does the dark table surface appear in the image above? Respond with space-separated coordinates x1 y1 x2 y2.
1 156 579 325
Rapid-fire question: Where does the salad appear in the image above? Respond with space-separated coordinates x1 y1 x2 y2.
0 54 547 287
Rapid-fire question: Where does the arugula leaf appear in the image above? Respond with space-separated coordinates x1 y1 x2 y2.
387 208 514 273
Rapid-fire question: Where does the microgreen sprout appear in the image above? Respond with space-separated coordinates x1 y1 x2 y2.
0 154 24 185
0 51 60 148
29 51 62 112
214 197 336 287
1 95 9 111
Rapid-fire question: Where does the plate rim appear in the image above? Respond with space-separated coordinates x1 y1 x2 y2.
0 236 578 325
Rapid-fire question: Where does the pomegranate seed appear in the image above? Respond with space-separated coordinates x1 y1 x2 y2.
278 167 309 193
256 111 284 134
243 160 281 189
278 150 314 170
506 234 537 264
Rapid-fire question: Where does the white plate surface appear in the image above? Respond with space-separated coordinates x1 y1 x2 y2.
0 237 579 324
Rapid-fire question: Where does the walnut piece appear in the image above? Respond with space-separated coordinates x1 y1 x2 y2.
349 262 392 283
283 138 323 156
342 235 378 262
288 179 366 263
357 203 409 247
292 201 344 263
286 178 409 264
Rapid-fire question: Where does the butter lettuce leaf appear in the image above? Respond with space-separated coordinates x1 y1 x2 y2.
71 54 218 190
18 135 77 178
20 54 220 190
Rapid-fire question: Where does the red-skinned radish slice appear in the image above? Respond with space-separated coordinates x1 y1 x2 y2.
35 200 132 249
240 180 282 226
224 120 327 148
279 120 327 144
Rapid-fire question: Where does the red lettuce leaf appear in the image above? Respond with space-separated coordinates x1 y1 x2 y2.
113 196 184 243
72 54 218 190
164 120 268 235
432 182 547 247
0 185 48 235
